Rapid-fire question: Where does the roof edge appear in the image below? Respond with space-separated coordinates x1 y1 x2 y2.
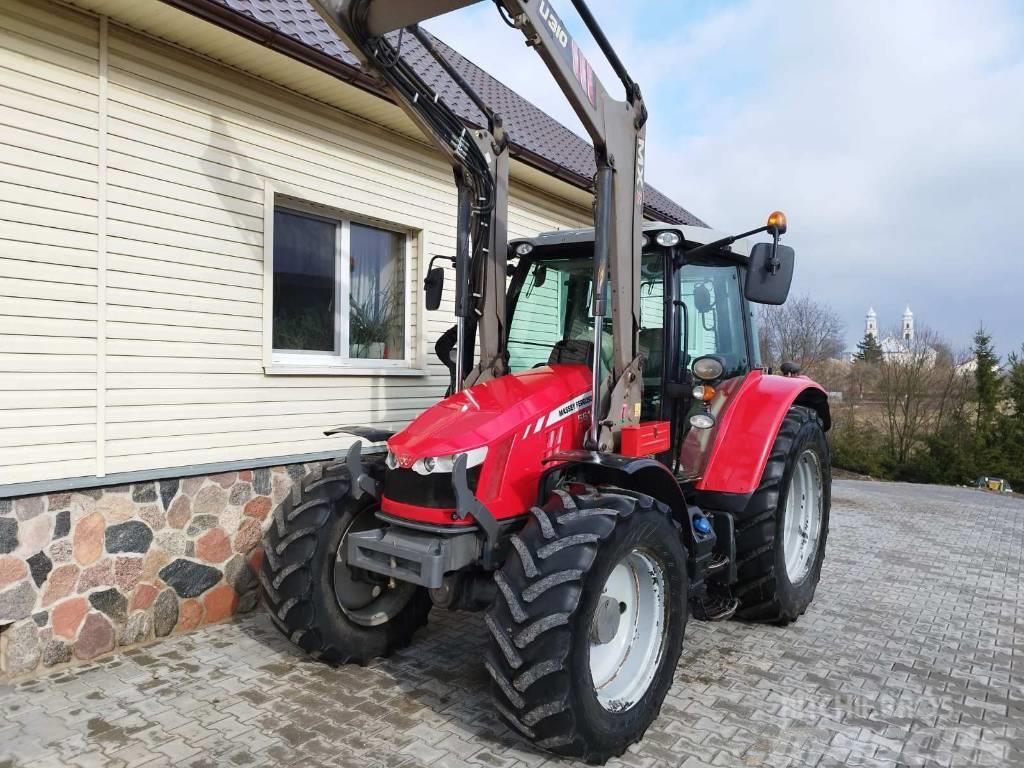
159 0 694 225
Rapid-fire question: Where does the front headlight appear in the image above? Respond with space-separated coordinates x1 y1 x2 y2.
412 446 488 475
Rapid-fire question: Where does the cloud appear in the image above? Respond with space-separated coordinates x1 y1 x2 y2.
427 1 1024 353
648 0 1024 353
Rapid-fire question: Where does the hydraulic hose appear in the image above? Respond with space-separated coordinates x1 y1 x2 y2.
345 1 497 390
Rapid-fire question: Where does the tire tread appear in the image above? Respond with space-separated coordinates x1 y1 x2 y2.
259 464 430 664
486 484 684 763
733 406 830 624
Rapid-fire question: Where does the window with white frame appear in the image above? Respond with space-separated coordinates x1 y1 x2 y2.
271 202 410 368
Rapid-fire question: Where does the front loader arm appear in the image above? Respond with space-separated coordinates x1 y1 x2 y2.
311 0 648 450
311 0 510 390
503 1 648 450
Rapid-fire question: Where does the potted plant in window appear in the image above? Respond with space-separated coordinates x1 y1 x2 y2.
350 287 401 359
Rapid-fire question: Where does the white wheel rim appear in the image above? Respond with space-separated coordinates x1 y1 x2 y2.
334 514 416 627
783 450 823 583
589 550 667 712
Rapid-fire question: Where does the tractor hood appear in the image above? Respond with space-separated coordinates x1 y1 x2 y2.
387 364 592 463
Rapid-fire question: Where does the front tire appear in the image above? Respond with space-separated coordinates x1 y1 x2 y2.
259 462 431 663
485 485 688 763
734 405 831 624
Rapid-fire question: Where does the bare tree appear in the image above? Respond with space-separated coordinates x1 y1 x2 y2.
757 295 845 376
813 358 851 394
933 347 974 434
876 326 967 464
847 354 876 400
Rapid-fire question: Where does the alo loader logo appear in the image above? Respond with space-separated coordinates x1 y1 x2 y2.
538 0 569 47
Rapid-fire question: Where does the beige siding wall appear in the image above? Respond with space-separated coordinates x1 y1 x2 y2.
0 0 100 485
0 0 590 487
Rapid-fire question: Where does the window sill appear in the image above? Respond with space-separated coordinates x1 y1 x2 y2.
265 364 428 377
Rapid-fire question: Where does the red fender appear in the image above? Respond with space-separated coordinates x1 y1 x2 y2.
696 370 829 496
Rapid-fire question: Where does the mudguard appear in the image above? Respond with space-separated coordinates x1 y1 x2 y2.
542 450 688 520
696 371 829 497
542 451 713 558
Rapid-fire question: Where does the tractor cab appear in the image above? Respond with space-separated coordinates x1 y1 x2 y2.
505 219 792 480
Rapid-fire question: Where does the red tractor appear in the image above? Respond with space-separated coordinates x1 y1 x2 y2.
261 1 831 762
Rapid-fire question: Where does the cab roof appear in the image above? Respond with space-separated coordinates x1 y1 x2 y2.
512 221 755 258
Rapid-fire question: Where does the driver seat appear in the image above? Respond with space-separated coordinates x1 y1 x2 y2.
548 339 594 367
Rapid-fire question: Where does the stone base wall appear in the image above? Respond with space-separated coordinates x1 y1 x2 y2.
0 462 323 679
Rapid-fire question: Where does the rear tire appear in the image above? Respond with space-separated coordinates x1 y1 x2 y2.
485 485 688 763
259 462 431 663
733 405 830 624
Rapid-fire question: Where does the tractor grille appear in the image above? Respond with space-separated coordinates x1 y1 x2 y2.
382 467 481 509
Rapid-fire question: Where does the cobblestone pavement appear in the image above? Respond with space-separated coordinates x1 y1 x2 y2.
1 480 1022 768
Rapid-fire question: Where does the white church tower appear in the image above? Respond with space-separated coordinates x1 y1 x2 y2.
902 306 914 341
865 307 878 339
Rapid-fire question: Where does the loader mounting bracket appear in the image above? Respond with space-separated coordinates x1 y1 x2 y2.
346 442 382 500
452 453 500 567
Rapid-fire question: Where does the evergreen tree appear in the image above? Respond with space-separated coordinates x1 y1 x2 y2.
999 347 1024 488
972 326 1001 436
853 332 883 364
1006 346 1024 420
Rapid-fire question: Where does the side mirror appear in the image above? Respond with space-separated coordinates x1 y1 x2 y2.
745 242 794 305
424 267 445 311
533 264 547 289
693 283 713 313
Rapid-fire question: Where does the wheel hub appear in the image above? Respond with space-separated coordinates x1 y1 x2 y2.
588 550 667 712
783 449 824 584
590 595 622 645
333 560 382 611
333 513 417 627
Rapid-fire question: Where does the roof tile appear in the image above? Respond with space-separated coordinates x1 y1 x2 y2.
204 0 704 225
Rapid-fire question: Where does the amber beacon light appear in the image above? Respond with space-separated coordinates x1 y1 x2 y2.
767 211 787 236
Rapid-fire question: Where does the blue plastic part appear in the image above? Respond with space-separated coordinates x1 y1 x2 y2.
694 516 713 535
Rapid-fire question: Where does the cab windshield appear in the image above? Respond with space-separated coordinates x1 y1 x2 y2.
506 250 750 383
507 252 664 375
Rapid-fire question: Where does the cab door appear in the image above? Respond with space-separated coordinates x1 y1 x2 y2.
673 261 756 481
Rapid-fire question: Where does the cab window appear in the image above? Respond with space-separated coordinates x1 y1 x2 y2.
679 263 748 378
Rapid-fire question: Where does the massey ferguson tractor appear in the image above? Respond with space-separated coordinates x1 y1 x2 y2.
260 1 831 762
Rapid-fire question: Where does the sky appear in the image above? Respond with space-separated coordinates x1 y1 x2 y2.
425 0 1024 356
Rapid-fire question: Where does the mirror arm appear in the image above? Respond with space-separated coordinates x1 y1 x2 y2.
768 231 781 274
675 224 768 267
677 223 785 275
428 254 456 271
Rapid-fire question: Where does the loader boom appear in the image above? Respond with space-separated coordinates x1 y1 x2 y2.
309 0 648 449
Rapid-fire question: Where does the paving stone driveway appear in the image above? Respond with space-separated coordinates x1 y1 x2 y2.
1 480 1022 768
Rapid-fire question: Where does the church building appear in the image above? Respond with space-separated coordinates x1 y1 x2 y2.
864 306 936 364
